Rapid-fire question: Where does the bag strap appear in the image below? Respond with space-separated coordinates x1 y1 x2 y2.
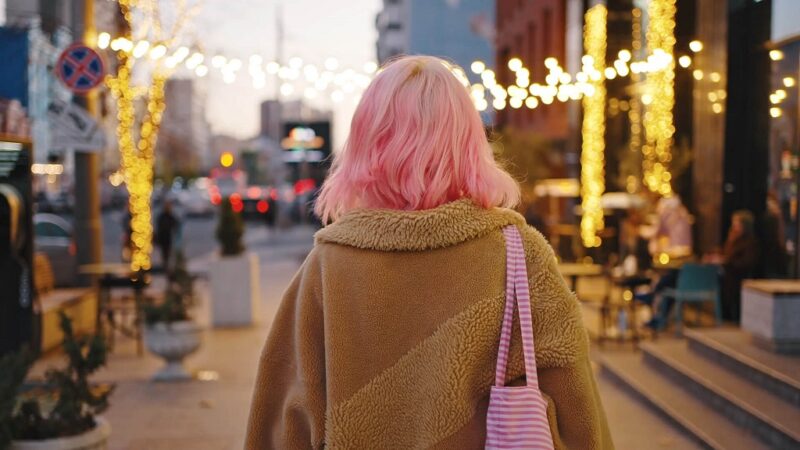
494 225 540 389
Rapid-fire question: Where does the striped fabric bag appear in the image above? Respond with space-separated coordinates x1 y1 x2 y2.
485 225 555 450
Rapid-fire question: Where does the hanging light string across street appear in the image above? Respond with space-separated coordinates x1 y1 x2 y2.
96 31 378 103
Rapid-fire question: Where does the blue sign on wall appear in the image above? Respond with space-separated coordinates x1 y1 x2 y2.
0 27 30 107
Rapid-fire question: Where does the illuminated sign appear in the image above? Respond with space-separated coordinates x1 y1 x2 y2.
281 126 325 150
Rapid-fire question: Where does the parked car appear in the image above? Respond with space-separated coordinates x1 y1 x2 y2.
33 213 77 287
242 185 277 225
176 185 215 217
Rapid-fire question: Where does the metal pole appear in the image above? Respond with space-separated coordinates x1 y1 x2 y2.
74 0 103 285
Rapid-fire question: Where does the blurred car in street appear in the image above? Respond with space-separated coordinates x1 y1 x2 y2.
176 183 215 217
242 185 277 225
33 213 77 287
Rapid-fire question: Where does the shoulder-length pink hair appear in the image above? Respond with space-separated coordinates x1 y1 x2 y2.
314 55 520 223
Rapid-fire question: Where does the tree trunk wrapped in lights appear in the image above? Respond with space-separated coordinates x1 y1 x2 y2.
106 0 196 271
642 0 677 196
580 4 607 248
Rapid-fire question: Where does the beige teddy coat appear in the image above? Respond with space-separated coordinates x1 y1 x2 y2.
246 199 613 449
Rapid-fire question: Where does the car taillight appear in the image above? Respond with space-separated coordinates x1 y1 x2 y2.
69 241 77 256
211 193 222 205
270 189 278 201
232 200 244 213
257 200 269 213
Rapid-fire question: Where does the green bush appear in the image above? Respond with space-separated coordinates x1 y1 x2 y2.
143 249 195 325
0 313 112 444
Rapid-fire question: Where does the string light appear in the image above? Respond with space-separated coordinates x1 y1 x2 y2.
580 4 607 248
629 7 643 159
642 0 677 197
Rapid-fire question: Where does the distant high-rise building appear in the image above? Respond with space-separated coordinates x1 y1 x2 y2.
156 78 211 175
375 0 494 76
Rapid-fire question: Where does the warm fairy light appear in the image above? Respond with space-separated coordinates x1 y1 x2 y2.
784 77 796 88
689 40 703 52
132 40 149 58
149 44 167 60
628 7 643 161
471 60 485 74
618 49 632 62
580 4 607 248
642 0 676 197
678 55 691 68
770 107 783 118
508 57 523 72
770 50 784 61
97 32 111 49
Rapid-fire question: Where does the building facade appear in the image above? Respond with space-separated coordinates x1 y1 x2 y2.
156 78 211 176
375 0 494 77
494 0 571 141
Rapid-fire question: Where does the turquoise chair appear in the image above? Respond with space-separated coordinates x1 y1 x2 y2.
661 264 721 335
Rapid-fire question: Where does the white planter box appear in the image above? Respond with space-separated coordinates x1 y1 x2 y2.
11 416 111 450
742 280 800 354
209 252 260 327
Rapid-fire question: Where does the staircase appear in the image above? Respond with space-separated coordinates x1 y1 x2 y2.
599 328 800 450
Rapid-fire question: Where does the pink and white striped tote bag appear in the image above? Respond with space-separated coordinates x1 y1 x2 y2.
485 225 554 450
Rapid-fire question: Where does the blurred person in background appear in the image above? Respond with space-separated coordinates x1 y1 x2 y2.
246 56 611 449
760 192 787 278
155 200 180 271
645 193 693 259
712 210 759 322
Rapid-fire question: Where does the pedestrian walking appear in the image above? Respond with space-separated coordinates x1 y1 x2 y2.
246 56 612 449
155 199 180 271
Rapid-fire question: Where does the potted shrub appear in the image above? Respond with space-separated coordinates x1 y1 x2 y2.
2 313 113 450
142 250 202 382
209 197 260 327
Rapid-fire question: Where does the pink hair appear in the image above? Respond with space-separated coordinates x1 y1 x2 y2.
314 55 520 223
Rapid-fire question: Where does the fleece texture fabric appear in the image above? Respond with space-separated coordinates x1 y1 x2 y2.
245 199 613 449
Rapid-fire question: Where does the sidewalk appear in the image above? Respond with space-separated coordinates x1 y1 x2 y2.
33 225 315 450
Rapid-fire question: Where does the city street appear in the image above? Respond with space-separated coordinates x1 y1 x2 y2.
3 0 799 448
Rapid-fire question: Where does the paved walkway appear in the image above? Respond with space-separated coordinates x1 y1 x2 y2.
33 226 698 449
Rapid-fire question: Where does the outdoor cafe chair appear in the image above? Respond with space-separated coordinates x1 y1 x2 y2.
661 263 722 335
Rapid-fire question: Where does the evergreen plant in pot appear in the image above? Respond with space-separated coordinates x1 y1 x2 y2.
209 197 260 327
142 250 202 382
2 313 113 450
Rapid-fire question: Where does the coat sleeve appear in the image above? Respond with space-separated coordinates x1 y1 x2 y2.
519 225 614 450
245 251 326 450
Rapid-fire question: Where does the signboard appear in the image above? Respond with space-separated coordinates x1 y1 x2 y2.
47 99 106 152
281 121 331 156
55 43 105 93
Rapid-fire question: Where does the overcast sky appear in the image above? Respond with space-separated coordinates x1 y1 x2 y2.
190 0 382 147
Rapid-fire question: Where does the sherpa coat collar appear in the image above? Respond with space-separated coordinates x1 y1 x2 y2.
314 199 527 252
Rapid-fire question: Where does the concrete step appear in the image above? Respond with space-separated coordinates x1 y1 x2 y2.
685 328 800 408
599 351 768 450
642 340 800 449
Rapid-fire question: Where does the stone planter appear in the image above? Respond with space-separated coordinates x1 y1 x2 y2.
209 252 260 327
143 321 202 381
10 416 111 450
742 280 800 354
